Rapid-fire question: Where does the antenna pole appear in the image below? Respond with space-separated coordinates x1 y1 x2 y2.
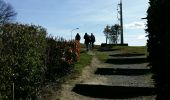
120 0 124 44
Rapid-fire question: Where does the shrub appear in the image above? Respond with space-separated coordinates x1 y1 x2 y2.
0 23 80 99
45 37 79 80
0 23 47 99
146 0 170 99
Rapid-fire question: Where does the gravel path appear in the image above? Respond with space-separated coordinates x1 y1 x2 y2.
58 50 156 100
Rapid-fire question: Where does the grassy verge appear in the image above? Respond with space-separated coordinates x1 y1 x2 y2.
112 46 147 55
74 51 93 74
95 46 147 62
39 50 93 99
95 51 109 62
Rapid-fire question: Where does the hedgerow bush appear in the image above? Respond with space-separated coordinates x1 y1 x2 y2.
146 0 170 99
0 23 80 99
0 23 47 99
45 37 78 81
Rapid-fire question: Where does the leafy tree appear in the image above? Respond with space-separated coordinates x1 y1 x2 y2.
103 25 110 44
146 0 170 99
109 24 121 44
0 0 17 25
103 24 121 44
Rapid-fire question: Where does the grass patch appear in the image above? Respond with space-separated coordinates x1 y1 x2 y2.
95 51 108 62
112 46 147 55
95 46 147 62
39 51 93 99
74 52 93 74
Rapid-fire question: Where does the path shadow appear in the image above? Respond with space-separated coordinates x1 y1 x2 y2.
72 84 155 99
105 58 148 64
80 51 86 53
98 48 120 52
109 53 145 57
95 68 151 75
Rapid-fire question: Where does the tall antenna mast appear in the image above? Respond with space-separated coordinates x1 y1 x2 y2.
119 0 124 44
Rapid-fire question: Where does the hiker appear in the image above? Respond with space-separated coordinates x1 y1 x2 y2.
75 33 81 59
90 33 95 49
75 33 81 41
84 33 90 51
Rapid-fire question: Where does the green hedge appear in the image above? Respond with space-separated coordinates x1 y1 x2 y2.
45 37 76 81
0 23 78 99
146 0 170 99
0 23 47 99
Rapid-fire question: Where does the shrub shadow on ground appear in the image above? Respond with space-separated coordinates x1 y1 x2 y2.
95 68 151 76
98 48 120 52
109 53 145 57
105 58 148 64
72 84 155 99
80 51 86 53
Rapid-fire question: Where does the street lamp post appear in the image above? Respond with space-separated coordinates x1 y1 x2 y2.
71 28 79 40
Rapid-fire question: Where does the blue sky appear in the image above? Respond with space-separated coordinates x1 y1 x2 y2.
6 0 149 46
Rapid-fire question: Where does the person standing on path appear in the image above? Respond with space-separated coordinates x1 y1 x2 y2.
90 33 95 49
84 33 90 51
75 33 81 41
75 33 81 59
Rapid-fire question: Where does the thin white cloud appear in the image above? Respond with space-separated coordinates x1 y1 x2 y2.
81 14 113 23
137 34 147 40
124 21 145 29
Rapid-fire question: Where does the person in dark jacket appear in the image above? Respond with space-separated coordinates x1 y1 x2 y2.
84 33 90 51
75 33 81 41
90 33 95 49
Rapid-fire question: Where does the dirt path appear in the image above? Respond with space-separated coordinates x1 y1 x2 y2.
57 51 156 100
59 55 106 100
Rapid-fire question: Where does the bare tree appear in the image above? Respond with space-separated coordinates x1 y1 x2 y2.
0 0 17 25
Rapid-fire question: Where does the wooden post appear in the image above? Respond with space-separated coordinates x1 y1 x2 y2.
13 83 14 100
